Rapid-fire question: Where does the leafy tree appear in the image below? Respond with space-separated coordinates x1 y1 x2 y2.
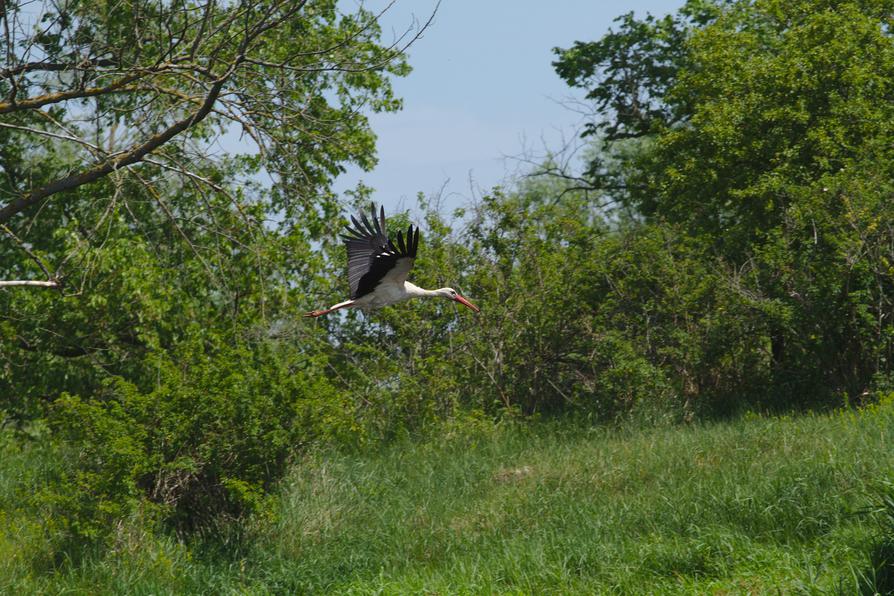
0 0 416 287
312 181 770 427
0 0 416 418
550 1 728 195
553 0 894 403
0 0 422 541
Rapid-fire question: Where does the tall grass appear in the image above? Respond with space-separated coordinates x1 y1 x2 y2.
2 405 893 594
854 480 894 594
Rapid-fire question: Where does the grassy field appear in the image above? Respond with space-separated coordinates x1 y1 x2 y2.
2 404 893 594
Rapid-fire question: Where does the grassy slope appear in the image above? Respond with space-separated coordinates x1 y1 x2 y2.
2 405 893 594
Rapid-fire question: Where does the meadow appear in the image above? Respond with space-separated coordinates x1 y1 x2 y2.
2 403 893 594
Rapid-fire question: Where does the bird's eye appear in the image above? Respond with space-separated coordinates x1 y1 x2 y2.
451 290 457 297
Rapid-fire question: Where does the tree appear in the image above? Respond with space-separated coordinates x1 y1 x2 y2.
0 0 429 539
548 1 727 201
553 0 894 402
0 0 424 418
0 0 426 289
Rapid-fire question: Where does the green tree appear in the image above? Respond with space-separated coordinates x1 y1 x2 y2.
0 0 415 286
0 0 421 541
0 0 416 417
554 0 894 403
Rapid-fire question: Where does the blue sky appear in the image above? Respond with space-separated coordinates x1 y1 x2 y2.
336 0 684 210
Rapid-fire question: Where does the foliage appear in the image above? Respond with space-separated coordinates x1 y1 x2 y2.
552 0 894 405
0 0 410 420
552 1 725 142
5 0 894 561
0 0 412 424
0 0 410 544
313 185 773 424
41 332 339 541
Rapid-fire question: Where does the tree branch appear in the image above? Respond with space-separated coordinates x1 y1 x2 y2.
0 222 62 288
0 57 118 79
0 280 58 288
0 72 147 114
0 75 228 224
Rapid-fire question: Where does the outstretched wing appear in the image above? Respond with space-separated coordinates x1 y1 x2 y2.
340 204 420 299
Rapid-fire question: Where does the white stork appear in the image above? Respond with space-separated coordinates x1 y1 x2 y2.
304 204 480 317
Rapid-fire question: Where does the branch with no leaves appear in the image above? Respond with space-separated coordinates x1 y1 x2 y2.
0 223 61 289
0 279 59 288
0 57 118 79
0 71 150 115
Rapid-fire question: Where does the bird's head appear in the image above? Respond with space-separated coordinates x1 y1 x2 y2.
438 287 480 313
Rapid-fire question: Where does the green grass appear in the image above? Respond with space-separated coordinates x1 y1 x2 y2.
2 405 894 594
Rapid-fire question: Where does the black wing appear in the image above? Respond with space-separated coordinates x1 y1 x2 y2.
340 204 420 299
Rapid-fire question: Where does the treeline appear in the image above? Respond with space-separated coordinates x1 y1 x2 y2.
333 0 894 421
0 0 892 551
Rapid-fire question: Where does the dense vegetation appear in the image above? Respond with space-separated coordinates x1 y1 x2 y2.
2 405 894 592
1 0 893 586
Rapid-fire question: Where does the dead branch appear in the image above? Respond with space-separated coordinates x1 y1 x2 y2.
0 57 118 79
0 222 62 288
0 279 59 288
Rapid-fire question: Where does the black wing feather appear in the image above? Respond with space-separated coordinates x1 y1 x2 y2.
341 203 420 299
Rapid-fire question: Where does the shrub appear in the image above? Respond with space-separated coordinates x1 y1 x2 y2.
42 330 338 541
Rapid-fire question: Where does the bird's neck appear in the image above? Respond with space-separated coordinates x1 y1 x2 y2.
404 282 443 298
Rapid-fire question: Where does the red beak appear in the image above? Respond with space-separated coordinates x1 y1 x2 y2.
454 294 480 313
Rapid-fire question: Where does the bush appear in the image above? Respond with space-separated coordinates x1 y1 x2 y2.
41 330 339 541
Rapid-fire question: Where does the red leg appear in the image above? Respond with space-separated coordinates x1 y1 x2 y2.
304 300 356 318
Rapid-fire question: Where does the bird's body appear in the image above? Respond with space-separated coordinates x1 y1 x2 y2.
305 204 479 317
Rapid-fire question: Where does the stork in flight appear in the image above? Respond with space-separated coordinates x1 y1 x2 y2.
305 204 480 317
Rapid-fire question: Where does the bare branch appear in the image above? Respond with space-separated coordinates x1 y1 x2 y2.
0 57 118 79
0 280 59 288
0 120 107 155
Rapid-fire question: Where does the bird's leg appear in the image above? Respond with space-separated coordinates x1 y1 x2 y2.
304 300 356 318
